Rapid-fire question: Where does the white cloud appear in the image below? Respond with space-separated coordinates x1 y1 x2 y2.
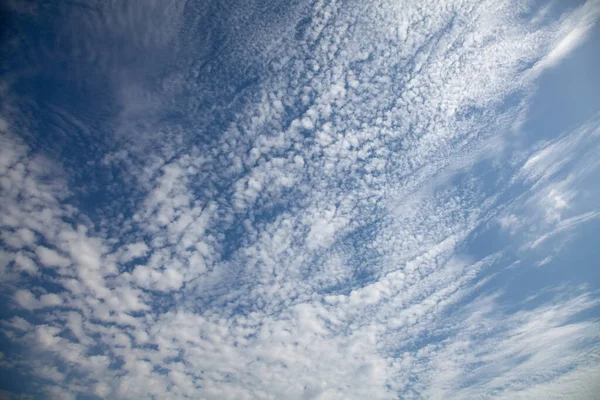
131 265 183 292
0 0 599 399
35 247 70 269
531 0 600 75
497 364 600 400
13 289 38 311
119 241 149 263
13 252 38 275
13 290 63 311
501 116 600 251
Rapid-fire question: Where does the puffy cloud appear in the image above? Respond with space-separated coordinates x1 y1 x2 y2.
35 247 70 269
13 290 63 311
131 265 184 292
119 241 150 263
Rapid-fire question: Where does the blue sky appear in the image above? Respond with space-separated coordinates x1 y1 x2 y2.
0 0 599 399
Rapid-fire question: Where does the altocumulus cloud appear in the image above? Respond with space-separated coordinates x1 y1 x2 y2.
1 0 600 399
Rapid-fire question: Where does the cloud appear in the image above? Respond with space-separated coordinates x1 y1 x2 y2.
0 0 599 399
119 241 150 263
531 0 600 75
35 247 70 269
413 291 600 399
13 290 63 311
500 115 600 251
496 364 600 400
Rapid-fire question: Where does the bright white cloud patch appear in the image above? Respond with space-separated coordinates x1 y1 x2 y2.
1 0 599 399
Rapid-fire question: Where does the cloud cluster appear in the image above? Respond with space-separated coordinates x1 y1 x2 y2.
1 0 599 399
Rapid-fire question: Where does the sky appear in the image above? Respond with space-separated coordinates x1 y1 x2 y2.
0 0 599 399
